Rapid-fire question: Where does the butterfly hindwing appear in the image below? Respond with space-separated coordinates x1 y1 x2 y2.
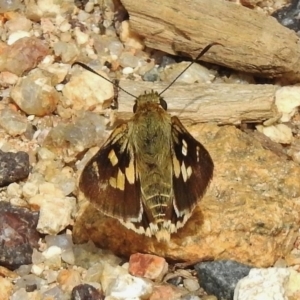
79 123 142 222
171 116 214 218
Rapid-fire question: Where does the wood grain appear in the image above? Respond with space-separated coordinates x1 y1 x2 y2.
117 81 279 125
120 0 300 81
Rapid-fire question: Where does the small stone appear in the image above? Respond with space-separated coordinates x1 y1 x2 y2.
42 246 62 259
119 20 144 50
0 277 13 300
71 284 104 300
0 202 40 270
59 20 71 33
7 30 31 45
45 233 73 251
5 15 32 32
35 195 76 235
42 286 65 299
286 269 300 298
22 182 39 199
142 67 160 82
122 66 134 74
108 40 124 57
275 86 300 122
15 264 32 277
0 150 29 187
10 68 59 116
61 248 75 265
0 108 28 136
85 263 104 283
57 269 82 293
0 37 49 76
119 51 140 68
74 27 89 45
37 147 56 160
0 71 19 85
31 264 44 276
149 284 185 300
7 182 22 198
84 1 94 12
256 123 293 144
195 260 251 300
0 0 23 13
234 267 290 300
44 269 58 284
105 273 153 299
62 68 114 111
129 253 168 281
14 274 45 290
183 278 200 292
53 41 80 63
162 61 214 84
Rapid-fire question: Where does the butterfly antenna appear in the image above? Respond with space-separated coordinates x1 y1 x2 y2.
159 42 222 96
72 62 137 99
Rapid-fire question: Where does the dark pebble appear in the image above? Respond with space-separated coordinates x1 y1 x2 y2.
0 202 40 270
195 260 251 300
272 0 300 32
71 284 104 300
0 150 29 187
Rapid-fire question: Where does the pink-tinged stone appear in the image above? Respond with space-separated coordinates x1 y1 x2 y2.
129 253 168 281
0 37 49 76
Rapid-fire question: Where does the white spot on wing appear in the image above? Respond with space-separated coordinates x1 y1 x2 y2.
182 139 188 156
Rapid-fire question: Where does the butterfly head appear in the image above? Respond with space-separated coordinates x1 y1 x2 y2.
133 90 167 113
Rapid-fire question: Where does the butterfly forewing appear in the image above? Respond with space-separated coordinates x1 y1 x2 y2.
171 116 214 218
79 123 142 221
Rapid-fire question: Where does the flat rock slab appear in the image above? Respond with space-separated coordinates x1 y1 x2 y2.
73 125 300 267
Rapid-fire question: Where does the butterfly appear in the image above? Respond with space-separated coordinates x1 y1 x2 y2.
79 44 216 242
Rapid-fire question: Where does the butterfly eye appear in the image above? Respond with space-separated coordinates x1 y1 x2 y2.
160 98 167 111
133 102 137 113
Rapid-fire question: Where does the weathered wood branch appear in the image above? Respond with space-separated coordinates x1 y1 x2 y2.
117 81 279 125
120 0 300 81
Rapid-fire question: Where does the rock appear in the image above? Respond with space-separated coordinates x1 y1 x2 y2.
183 278 200 292
149 284 187 300
256 123 293 144
195 260 251 300
272 1 300 32
57 269 82 293
0 37 49 76
105 273 153 299
0 108 28 136
71 284 104 300
53 41 80 64
0 202 40 270
129 253 168 281
0 0 23 12
234 267 291 300
43 111 107 157
62 67 114 111
30 194 76 235
4 14 32 32
10 68 60 116
161 61 214 84
7 30 31 45
0 277 13 300
73 125 300 267
275 86 300 122
0 150 29 186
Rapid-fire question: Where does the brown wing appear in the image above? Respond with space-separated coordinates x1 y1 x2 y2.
171 116 214 220
79 123 142 222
